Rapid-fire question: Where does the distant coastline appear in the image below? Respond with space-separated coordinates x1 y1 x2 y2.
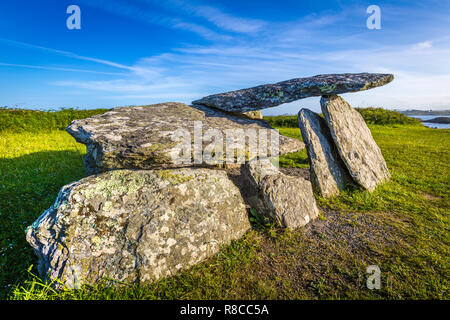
407 115 450 129
398 109 450 116
421 117 450 124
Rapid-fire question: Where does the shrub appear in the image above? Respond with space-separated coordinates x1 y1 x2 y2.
354 107 419 125
264 115 298 128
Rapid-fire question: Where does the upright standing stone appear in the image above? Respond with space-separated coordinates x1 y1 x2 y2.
298 109 353 197
193 73 394 113
242 158 319 228
320 95 390 191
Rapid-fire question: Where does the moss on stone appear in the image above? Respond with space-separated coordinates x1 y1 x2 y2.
82 170 151 199
320 83 337 93
155 170 194 185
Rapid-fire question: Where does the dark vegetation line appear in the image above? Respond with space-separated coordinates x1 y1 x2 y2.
0 108 110 133
265 108 420 128
0 107 421 133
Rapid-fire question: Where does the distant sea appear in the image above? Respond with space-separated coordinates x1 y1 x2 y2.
409 115 450 129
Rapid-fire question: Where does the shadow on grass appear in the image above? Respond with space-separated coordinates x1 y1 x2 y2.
0 150 87 298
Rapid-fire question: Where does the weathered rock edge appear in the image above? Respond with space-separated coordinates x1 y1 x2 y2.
192 73 394 113
320 95 390 191
242 158 319 229
26 168 251 288
67 102 304 175
297 108 353 197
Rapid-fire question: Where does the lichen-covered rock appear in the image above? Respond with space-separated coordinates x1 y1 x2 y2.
298 109 353 197
243 110 263 119
26 169 251 288
320 95 390 191
67 102 304 174
192 73 394 113
242 158 319 229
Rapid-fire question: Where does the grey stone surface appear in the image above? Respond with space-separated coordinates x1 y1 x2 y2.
26 168 251 288
298 109 353 197
242 158 319 229
192 73 394 113
67 102 304 174
320 95 390 191
243 110 263 119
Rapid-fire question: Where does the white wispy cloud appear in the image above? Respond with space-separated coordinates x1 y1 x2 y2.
137 0 266 34
78 0 229 41
172 22 231 41
0 62 125 75
51 34 450 111
412 41 433 50
3 1 450 110
0 38 138 72
192 5 266 33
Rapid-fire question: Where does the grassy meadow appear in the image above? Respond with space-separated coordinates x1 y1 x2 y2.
0 108 448 299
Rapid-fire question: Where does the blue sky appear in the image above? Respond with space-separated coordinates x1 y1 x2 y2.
0 0 449 114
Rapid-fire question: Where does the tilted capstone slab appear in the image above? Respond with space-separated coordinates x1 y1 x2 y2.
192 73 393 113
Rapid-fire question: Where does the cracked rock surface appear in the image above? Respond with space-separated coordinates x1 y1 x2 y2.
321 95 390 191
298 108 353 197
242 158 319 229
26 168 251 288
67 102 304 174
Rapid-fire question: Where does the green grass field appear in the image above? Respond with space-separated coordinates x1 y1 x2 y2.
0 110 448 300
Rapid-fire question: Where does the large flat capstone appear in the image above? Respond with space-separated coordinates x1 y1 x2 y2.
26 168 251 288
192 73 393 113
320 95 390 191
67 102 304 174
298 108 353 197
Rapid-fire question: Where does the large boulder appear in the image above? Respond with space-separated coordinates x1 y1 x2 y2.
192 73 393 113
242 158 319 229
298 109 353 197
67 102 304 174
320 95 390 191
26 168 251 288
